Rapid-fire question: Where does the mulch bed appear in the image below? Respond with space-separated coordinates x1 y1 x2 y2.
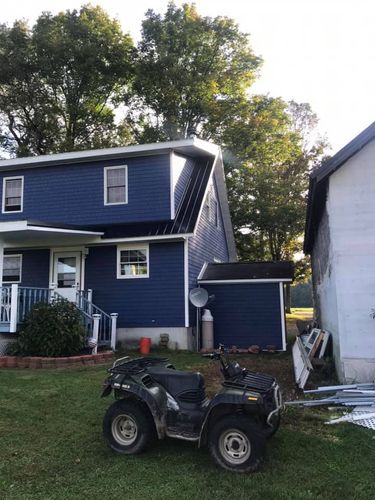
197 351 299 401
0 351 114 369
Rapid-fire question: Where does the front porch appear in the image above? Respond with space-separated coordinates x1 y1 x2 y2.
0 284 117 349
0 220 118 350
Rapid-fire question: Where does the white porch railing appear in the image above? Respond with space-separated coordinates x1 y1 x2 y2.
76 290 117 350
0 285 118 349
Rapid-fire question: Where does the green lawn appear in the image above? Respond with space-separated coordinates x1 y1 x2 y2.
0 351 374 500
286 308 314 322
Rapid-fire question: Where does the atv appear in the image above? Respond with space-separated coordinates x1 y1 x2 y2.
101 345 282 473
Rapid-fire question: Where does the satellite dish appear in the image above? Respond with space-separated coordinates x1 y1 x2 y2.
189 288 209 308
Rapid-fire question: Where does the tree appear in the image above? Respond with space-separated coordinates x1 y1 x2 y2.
133 2 261 141
220 96 326 259
219 96 326 310
0 5 135 157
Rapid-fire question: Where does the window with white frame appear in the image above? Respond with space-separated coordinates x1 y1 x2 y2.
117 244 149 278
104 166 127 205
2 176 23 213
2 254 22 283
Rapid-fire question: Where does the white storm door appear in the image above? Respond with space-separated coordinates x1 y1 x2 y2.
53 252 82 301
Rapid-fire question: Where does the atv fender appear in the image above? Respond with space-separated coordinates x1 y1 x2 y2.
198 389 263 447
111 382 167 439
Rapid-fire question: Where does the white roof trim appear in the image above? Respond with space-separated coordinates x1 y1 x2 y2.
97 233 193 244
197 262 208 281
198 279 292 284
0 138 219 171
0 220 103 236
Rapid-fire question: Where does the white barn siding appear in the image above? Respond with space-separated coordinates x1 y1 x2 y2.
320 139 375 381
312 210 342 376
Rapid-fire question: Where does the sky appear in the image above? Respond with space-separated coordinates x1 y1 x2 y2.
2 0 375 153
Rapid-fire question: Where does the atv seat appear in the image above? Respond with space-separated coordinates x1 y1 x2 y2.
147 366 205 401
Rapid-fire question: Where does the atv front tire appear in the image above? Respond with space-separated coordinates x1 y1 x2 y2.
103 400 152 454
208 415 266 473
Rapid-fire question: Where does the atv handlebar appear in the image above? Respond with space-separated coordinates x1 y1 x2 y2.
202 345 244 380
201 344 225 360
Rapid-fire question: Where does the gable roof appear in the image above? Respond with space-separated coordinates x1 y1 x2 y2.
198 261 294 282
0 139 237 258
0 137 218 171
304 121 375 253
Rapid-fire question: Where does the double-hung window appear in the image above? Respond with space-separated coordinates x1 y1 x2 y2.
104 166 127 205
2 254 22 283
117 244 149 278
2 176 23 213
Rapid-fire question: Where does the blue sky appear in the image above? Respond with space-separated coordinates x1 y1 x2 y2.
3 0 375 153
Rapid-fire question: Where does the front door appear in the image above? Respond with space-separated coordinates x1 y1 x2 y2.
53 252 82 301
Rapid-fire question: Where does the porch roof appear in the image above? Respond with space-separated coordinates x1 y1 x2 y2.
0 220 104 244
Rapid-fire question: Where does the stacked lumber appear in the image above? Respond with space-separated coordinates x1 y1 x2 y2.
292 328 330 389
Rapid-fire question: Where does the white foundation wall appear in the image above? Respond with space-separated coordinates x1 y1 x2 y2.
116 327 193 351
326 139 375 382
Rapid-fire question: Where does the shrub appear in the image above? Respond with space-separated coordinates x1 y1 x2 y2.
16 298 86 357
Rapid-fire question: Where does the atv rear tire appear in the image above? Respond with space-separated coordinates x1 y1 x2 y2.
208 415 266 473
103 400 152 454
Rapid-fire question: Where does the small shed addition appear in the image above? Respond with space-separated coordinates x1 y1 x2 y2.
198 262 294 351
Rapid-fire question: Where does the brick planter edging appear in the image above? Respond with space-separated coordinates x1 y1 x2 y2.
0 351 114 369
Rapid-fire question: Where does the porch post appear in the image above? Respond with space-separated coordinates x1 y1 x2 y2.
10 284 19 333
50 282 57 302
110 313 118 351
87 289 93 316
92 313 101 355
0 241 4 287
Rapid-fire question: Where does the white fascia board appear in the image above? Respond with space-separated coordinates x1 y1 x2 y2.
27 225 104 236
184 238 189 327
0 220 103 236
198 279 293 284
197 262 208 281
0 138 219 171
192 150 219 235
91 233 194 244
0 220 28 232
279 282 287 351
170 151 175 220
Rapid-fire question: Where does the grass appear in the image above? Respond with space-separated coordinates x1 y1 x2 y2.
0 349 374 500
286 308 314 322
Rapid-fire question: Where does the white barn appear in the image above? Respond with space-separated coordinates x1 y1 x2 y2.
305 122 375 382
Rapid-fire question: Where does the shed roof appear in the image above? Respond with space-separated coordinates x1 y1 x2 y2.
304 121 375 253
198 261 294 282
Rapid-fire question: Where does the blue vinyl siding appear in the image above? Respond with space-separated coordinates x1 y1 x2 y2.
0 154 171 225
85 242 185 328
188 172 229 325
173 155 195 213
204 283 284 350
4 249 50 287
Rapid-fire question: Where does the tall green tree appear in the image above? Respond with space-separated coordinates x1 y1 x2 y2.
133 2 261 141
220 96 326 262
0 5 135 157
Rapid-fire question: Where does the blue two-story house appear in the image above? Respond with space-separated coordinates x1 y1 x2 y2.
0 138 236 350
